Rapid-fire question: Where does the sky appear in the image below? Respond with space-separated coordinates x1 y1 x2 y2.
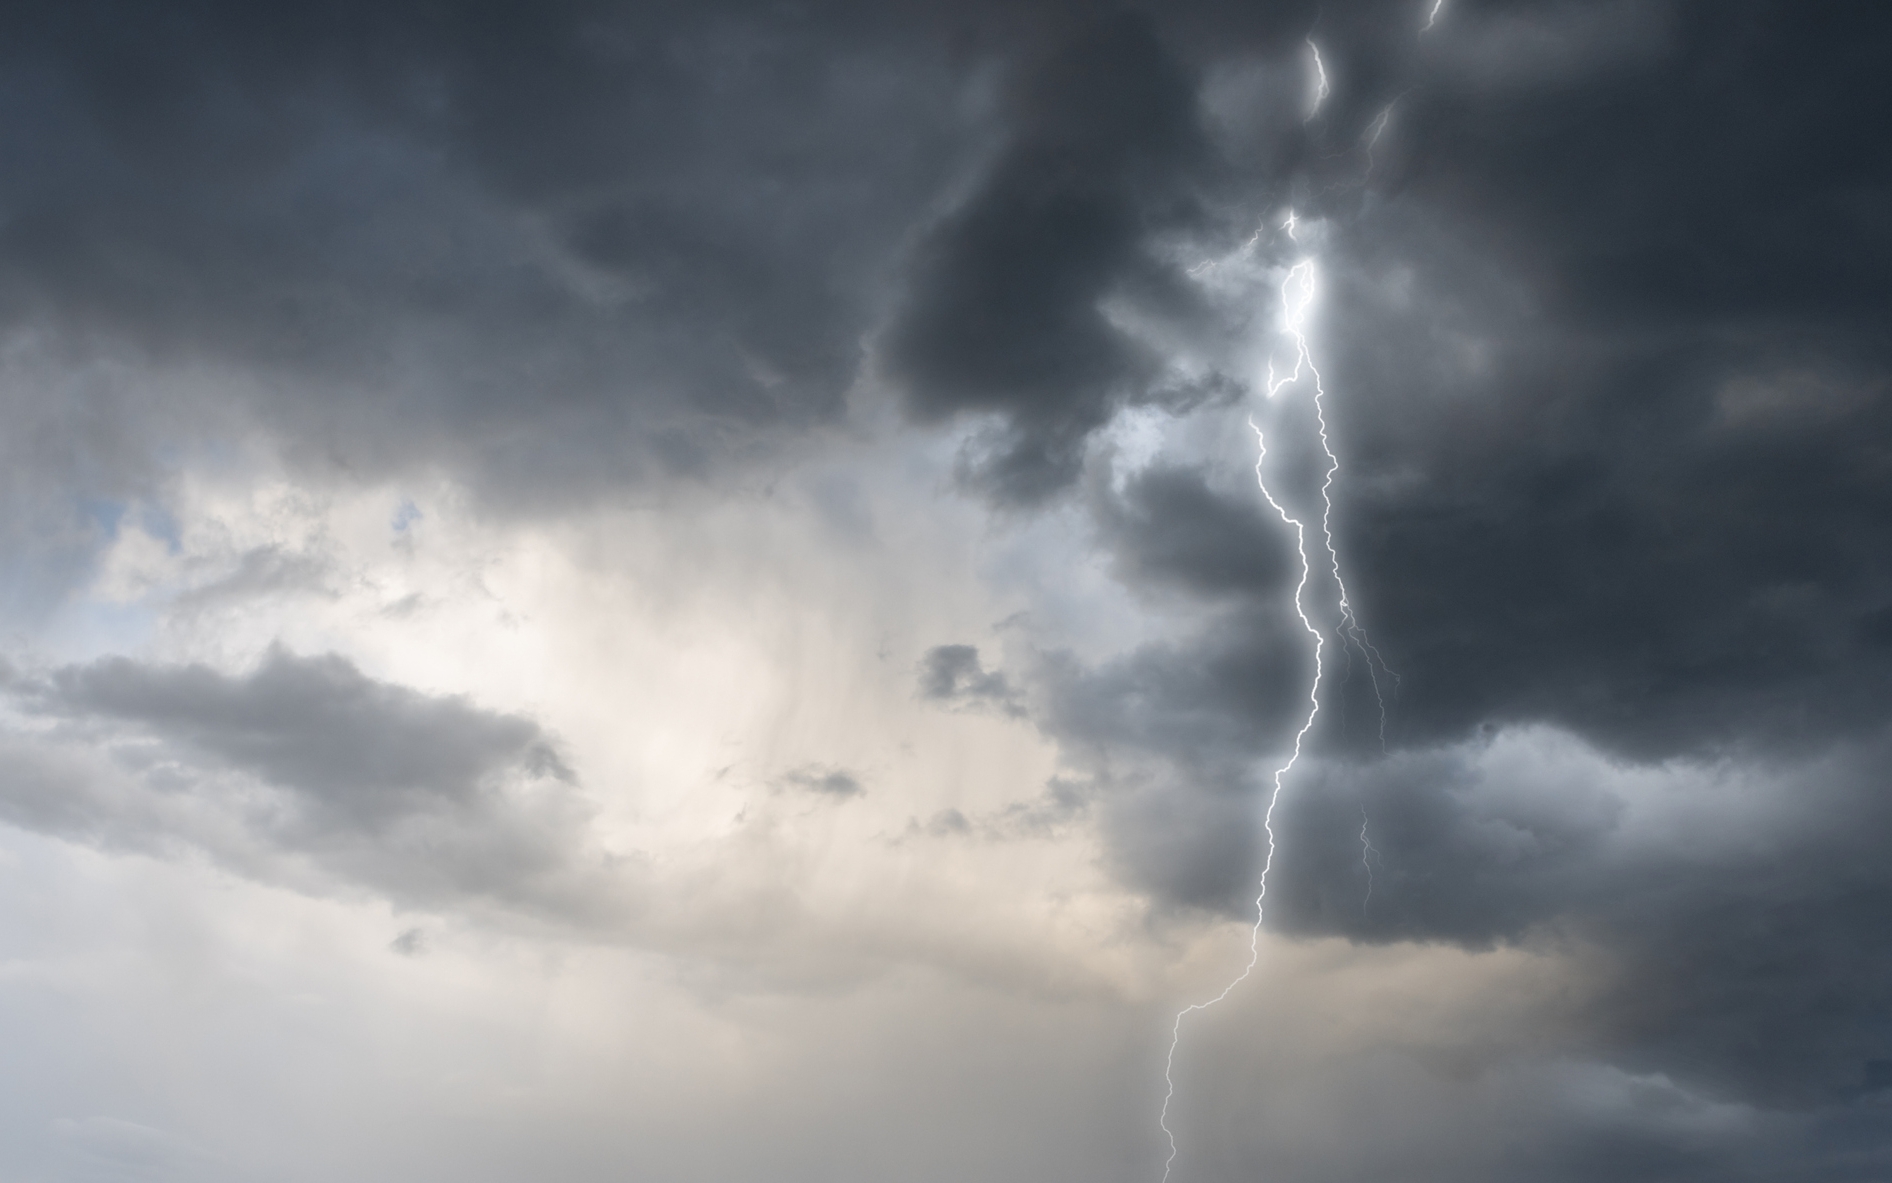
0 1 1889 1180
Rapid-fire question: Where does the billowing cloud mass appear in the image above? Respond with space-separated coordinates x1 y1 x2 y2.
1 1 1889 1181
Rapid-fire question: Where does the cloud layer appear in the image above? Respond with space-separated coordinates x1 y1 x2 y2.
1 1 1889 1180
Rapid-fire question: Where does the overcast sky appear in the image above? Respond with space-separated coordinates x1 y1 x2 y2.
1 1 1889 1180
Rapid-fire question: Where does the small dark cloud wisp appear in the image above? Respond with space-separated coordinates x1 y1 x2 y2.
781 765 866 798
916 644 1024 717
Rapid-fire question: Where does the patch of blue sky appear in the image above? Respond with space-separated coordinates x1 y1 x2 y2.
391 498 424 534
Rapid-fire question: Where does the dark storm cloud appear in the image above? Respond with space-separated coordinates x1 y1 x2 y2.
1397 1 1889 328
1090 463 1293 599
1039 615 1314 778
0 0 978 509
1014 0 1892 878
1304 0 1892 760
1260 727 1892 1111
876 8 1216 504
1336 318 1892 758
0 647 607 916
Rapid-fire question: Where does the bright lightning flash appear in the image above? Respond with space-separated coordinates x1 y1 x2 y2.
1306 40 1330 119
1268 256 1397 740
1423 0 1447 30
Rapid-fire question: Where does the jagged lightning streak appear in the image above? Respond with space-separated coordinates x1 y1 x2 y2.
1159 229 1397 1182
1157 413 1325 1183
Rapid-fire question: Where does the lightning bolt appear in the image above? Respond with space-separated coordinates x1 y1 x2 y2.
1423 0 1447 31
1160 229 1397 1182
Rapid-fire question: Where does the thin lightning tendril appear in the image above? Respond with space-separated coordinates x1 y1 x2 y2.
1306 40 1329 119
1363 104 1395 177
1364 105 1394 150
1359 807 1378 910
1423 0 1447 31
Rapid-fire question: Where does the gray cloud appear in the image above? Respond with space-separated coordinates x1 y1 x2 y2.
876 8 1218 504
916 644 1024 717
781 765 866 798
1090 463 1294 600
1256 727 1892 1112
165 546 333 615
0 647 609 919
0 0 980 520
1039 611 1316 775
50 1116 220 1183
904 778 1090 844
1318 210 1892 760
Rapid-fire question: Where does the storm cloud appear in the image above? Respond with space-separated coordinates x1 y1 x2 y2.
877 7 1213 503
0 1 1888 1180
